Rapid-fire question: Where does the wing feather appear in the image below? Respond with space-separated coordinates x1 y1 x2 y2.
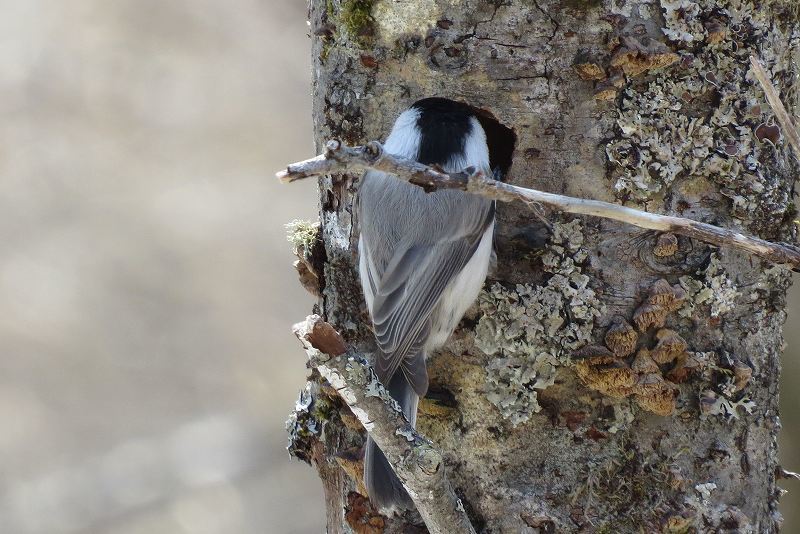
362 206 493 391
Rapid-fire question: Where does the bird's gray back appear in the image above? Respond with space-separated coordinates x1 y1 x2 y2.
358 171 492 273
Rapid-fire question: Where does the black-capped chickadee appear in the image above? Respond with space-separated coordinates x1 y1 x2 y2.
357 98 495 512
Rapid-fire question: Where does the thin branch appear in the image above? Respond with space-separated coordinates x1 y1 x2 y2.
292 315 477 534
750 55 800 158
277 140 800 269
777 466 800 482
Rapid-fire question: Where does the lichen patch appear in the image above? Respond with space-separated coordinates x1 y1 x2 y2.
678 253 739 318
607 1 797 222
477 220 604 425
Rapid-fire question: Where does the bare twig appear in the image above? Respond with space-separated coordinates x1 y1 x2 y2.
292 315 477 534
277 140 800 269
750 55 800 158
777 466 800 481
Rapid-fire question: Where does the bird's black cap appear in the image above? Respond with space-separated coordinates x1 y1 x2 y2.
411 97 475 167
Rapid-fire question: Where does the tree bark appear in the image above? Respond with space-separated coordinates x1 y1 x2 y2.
288 0 800 532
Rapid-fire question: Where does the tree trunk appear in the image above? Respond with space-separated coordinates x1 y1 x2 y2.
288 0 800 532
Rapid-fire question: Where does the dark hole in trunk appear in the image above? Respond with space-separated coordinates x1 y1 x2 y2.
470 107 516 181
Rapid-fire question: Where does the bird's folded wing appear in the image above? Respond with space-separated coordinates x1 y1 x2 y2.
362 206 493 396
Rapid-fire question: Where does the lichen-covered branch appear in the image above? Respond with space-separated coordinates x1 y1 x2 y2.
292 315 477 534
277 140 800 269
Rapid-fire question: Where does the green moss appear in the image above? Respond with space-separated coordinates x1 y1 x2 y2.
340 0 375 42
312 395 335 421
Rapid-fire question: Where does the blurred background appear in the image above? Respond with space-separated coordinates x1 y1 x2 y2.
0 1 795 533
0 1 323 532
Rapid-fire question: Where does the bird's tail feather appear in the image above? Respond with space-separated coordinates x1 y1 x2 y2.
364 372 418 512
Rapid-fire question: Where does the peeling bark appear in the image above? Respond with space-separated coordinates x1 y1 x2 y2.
289 0 800 532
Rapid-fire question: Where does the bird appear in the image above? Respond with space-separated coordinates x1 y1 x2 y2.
357 97 495 512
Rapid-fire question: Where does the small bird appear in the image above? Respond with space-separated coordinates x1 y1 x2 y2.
357 98 495 512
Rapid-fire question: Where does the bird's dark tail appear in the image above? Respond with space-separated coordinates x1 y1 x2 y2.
364 372 418 512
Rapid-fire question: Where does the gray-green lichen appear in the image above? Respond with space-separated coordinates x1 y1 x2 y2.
286 382 322 464
688 350 757 420
684 484 754 533
700 389 756 419
678 253 739 318
610 0 635 17
285 219 321 256
607 103 715 199
602 399 635 434
476 220 604 425
606 0 797 229
661 0 704 42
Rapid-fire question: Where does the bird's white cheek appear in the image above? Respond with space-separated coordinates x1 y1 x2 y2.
383 108 422 160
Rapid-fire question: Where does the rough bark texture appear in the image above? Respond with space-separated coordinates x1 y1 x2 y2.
293 316 478 534
288 0 800 532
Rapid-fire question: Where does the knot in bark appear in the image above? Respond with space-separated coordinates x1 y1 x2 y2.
414 445 443 477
